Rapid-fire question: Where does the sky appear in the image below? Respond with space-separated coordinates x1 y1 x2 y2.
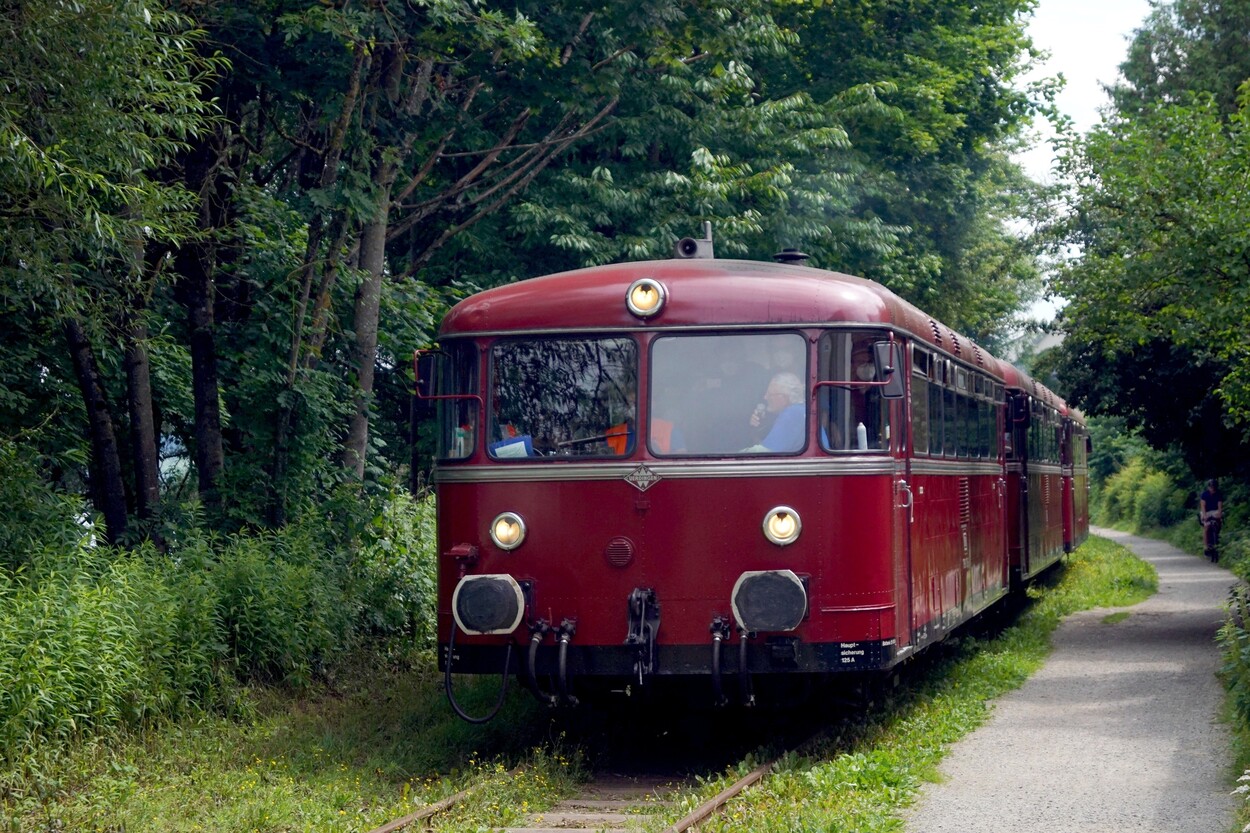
1013 0 1154 323
1016 0 1154 182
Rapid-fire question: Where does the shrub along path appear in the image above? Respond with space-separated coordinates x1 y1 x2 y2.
905 529 1238 833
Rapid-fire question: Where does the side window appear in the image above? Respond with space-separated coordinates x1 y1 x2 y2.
818 330 891 453
943 384 956 458
929 363 944 456
911 348 930 455
432 342 479 461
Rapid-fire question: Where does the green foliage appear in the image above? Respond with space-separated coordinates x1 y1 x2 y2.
1097 457 1190 529
210 530 350 686
469 0 1048 348
1134 469 1190 530
0 488 438 777
1220 586 1250 753
1053 0 1250 475
1086 416 1148 485
0 0 217 263
1111 0 1250 120
342 488 439 647
0 441 90 571
0 546 231 768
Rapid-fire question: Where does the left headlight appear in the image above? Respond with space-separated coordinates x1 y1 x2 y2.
763 506 801 546
489 511 527 551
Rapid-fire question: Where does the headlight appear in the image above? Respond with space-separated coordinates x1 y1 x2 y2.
763 506 801 546
489 512 526 551
625 278 666 318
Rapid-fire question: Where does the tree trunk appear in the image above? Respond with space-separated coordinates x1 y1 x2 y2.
173 129 234 518
123 314 162 525
341 177 393 479
64 317 129 544
176 242 225 513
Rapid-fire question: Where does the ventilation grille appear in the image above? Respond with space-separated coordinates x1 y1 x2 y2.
929 319 943 346
972 344 984 367
949 331 962 356
605 537 635 568
959 477 972 525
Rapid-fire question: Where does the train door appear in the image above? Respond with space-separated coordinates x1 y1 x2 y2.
1061 420 1075 552
903 345 938 647
893 341 914 654
954 368 974 618
1007 391 1030 583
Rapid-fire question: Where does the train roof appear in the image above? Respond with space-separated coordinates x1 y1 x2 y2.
440 256 1071 411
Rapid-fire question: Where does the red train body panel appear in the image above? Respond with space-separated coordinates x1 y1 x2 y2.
421 255 1088 712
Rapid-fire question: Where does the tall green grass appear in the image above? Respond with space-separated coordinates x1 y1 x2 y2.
0 442 439 787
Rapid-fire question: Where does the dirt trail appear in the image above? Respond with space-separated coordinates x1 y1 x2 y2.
904 529 1239 833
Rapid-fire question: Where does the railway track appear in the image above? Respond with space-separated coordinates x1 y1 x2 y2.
366 735 810 833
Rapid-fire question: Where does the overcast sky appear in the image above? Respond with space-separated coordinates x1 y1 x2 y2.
1016 0 1154 181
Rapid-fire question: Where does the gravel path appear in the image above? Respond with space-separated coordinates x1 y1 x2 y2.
903 528 1240 833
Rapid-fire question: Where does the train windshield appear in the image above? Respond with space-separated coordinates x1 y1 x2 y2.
649 333 807 455
488 337 637 458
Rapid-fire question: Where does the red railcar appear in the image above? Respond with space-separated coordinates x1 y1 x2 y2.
419 248 1088 717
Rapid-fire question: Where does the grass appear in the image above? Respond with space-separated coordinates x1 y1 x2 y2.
1 536 1153 833
0 651 583 832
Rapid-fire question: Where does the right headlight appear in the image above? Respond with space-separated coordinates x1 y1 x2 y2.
762 506 802 546
489 511 526 551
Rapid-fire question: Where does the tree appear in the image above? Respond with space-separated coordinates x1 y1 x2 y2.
1053 93 1250 475
462 0 1048 349
0 0 218 542
1111 0 1250 119
1047 0 1250 477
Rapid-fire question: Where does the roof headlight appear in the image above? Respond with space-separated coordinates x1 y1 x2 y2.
763 506 802 546
490 512 527 551
626 278 666 318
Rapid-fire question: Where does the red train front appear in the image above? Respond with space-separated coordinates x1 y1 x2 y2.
420 249 1086 714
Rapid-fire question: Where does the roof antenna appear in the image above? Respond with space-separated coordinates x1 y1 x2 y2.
773 248 810 264
674 221 715 259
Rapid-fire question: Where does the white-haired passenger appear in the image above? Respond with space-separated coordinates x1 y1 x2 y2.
744 371 806 452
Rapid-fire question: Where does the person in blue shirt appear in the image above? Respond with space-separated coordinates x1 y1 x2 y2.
744 372 806 452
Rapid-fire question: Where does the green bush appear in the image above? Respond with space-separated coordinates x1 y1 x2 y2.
1133 469 1188 529
0 554 143 757
0 441 92 571
350 491 438 648
0 487 437 769
1220 586 1250 730
1097 457 1192 530
0 545 232 764
1100 457 1147 525
211 527 351 685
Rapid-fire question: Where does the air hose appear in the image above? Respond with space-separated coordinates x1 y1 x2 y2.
444 622 513 724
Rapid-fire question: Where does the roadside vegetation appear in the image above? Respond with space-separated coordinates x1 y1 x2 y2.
1 528 1152 832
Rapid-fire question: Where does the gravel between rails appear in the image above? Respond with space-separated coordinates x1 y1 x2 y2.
904 528 1240 833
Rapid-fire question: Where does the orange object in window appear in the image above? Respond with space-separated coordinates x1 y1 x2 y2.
606 423 631 455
